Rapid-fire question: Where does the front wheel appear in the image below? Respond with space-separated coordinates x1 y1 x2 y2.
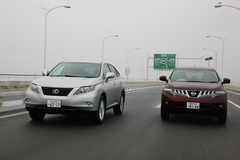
113 93 124 115
93 96 106 124
29 111 46 121
217 110 227 124
161 105 169 120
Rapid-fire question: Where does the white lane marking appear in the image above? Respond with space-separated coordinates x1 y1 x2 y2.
0 111 28 119
228 100 240 109
156 104 161 108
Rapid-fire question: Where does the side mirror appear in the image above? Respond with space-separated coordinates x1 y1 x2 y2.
106 72 115 80
42 70 49 76
159 75 168 82
222 78 230 84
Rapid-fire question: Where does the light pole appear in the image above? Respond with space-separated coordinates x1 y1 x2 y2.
215 2 240 11
141 55 147 80
40 5 71 70
206 35 228 79
126 48 139 80
100 35 118 62
203 48 218 71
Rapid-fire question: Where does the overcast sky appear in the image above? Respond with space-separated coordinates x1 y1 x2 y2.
1 0 240 81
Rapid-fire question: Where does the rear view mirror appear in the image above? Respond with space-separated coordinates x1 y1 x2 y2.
222 78 230 84
159 76 168 82
42 70 49 76
106 72 115 79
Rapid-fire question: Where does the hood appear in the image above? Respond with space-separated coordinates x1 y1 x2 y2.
31 76 101 88
166 80 223 91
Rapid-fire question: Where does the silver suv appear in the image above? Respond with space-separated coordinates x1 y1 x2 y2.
25 61 125 124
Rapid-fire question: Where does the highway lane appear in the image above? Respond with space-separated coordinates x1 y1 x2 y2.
1 86 240 160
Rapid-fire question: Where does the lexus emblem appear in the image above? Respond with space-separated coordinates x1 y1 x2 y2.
52 89 60 94
191 91 197 96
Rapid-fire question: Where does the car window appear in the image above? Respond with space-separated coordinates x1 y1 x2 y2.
108 64 120 77
103 64 111 78
49 62 101 78
170 69 219 82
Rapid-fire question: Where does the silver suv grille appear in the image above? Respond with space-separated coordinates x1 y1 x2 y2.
173 89 216 98
41 87 73 96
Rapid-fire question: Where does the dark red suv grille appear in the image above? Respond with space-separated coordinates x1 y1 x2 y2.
41 87 73 96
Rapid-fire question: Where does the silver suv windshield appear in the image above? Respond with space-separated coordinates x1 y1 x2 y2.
48 62 101 78
170 69 219 83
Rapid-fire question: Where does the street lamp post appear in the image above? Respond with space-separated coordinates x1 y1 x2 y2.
141 55 147 80
215 2 240 11
206 35 228 79
203 48 218 71
40 5 71 70
126 48 139 80
100 35 118 62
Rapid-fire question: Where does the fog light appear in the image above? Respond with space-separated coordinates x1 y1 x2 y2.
219 105 223 108
25 98 30 103
165 101 169 105
86 102 93 106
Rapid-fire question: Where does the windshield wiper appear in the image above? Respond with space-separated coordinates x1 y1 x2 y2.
63 75 80 77
206 81 218 83
189 81 204 83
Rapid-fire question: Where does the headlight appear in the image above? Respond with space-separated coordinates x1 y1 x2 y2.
74 86 95 95
163 88 177 96
30 83 39 93
211 91 225 98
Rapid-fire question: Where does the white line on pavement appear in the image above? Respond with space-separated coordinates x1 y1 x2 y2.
228 100 240 109
0 111 28 119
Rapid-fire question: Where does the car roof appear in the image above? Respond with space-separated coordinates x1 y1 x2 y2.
174 66 215 71
61 60 102 64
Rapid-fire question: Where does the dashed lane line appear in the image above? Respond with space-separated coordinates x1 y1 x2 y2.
228 100 240 109
0 111 28 119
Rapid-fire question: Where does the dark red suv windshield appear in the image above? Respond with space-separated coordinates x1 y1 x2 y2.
170 69 219 83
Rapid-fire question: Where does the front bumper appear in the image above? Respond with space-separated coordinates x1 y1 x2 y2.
161 92 227 117
25 87 100 114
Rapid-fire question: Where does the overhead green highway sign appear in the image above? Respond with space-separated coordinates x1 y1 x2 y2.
205 57 213 61
154 54 176 70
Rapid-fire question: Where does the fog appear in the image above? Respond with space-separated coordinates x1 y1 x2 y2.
1 0 240 81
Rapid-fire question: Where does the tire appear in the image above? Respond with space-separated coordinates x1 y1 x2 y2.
93 96 106 124
29 111 46 121
217 110 227 124
161 105 169 120
113 93 124 115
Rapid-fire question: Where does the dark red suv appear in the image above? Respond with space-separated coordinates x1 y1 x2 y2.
160 67 230 124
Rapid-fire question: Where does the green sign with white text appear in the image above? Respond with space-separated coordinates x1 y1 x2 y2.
154 54 176 70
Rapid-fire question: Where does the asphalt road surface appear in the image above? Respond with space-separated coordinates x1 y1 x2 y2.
1 86 240 160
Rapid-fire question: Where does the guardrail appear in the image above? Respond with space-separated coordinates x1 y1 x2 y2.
224 82 240 93
0 81 31 106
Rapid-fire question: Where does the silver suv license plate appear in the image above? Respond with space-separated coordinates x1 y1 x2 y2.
187 102 200 109
47 100 61 108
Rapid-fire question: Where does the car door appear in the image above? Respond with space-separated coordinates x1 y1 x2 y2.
102 64 116 107
108 64 123 103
